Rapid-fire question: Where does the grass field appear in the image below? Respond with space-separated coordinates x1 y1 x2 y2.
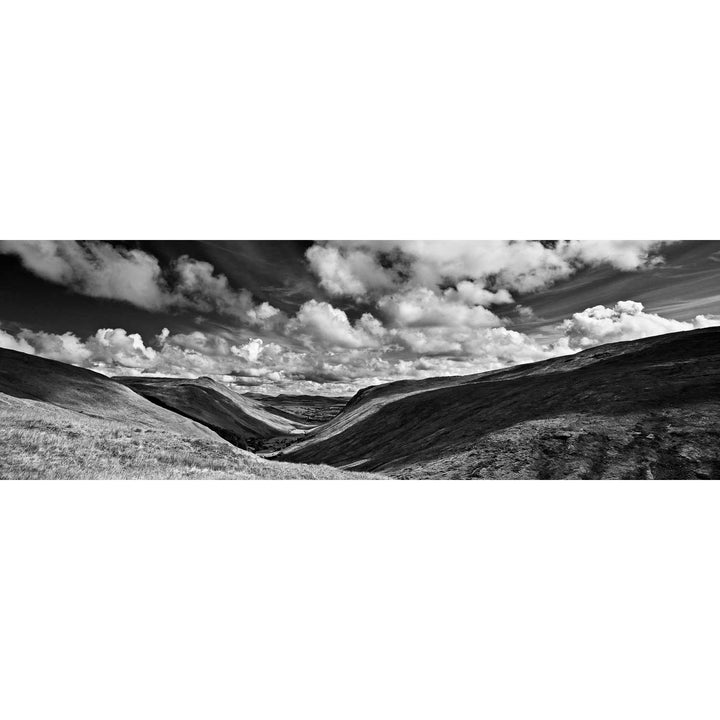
0 394 383 480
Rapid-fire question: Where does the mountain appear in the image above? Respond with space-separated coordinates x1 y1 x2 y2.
0 347 217 440
0 348 381 480
114 376 316 449
277 327 720 479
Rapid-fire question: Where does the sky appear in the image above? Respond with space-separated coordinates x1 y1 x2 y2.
1 240 719 396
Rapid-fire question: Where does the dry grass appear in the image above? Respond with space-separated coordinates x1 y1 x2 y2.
387 409 720 479
0 396 384 480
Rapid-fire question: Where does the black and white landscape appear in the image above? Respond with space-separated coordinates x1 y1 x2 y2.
1 240 719 479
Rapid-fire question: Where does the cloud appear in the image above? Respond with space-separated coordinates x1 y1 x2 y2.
1 326 157 371
306 240 669 302
305 243 399 298
18 329 94 365
392 328 464 355
0 240 167 309
558 300 720 350
231 338 264 363
85 328 158 368
1 291 716 396
516 304 536 320
453 281 514 307
394 240 577 293
162 330 232 357
246 302 282 325
170 256 284 325
560 240 666 272
2 241 676 384
0 328 36 355
0 242 282 326
287 300 386 349
378 287 503 329
464 326 565 365
299 241 675 369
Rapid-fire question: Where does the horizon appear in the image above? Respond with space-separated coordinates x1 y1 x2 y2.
1 240 719 395
5 323 719 402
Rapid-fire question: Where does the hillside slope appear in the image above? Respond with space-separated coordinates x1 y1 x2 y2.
0 347 217 440
278 327 720 479
115 376 314 449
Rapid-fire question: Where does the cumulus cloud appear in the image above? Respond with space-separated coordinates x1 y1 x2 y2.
17 329 94 365
558 300 720 349
85 328 158 368
162 330 232 357
306 243 400 298
394 240 576 293
306 240 669 304
0 328 36 355
231 338 265 363
378 287 503 329
2 327 156 371
302 241 673 356
1 294 716 395
287 300 386 349
453 281 514 307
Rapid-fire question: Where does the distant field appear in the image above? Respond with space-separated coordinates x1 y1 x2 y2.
245 392 350 424
0 394 382 480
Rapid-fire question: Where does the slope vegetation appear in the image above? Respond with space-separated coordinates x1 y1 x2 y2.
115 376 315 449
0 349 381 479
0 348 217 440
278 327 720 479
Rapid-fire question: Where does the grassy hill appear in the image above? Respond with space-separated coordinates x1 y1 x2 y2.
277 327 720 479
115 376 316 449
0 348 382 480
0 348 217 440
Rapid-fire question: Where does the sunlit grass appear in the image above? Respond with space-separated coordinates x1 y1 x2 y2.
0 396 382 480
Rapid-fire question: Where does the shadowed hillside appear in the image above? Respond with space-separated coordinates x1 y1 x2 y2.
278 327 720 479
115 376 316 449
0 349 382 480
0 348 218 441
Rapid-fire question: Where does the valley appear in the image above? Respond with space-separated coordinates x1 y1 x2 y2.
2 327 718 479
